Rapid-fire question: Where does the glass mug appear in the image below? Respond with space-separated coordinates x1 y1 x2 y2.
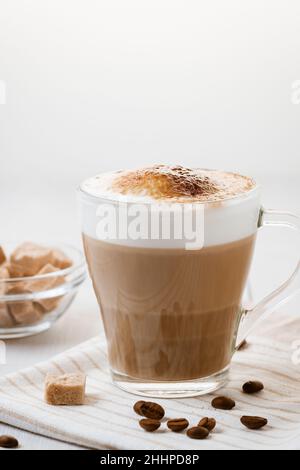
79 173 300 398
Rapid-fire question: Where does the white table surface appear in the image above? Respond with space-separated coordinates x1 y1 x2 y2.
0 175 299 450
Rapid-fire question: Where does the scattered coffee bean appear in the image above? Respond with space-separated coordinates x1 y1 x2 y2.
140 401 165 420
242 380 264 394
167 418 189 432
211 396 235 410
133 400 146 416
187 426 209 440
139 418 161 432
241 416 268 430
198 417 216 432
0 435 19 448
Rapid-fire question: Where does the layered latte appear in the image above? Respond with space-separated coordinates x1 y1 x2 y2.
80 165 258 381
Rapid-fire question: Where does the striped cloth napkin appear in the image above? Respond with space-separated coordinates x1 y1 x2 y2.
0 310 299 450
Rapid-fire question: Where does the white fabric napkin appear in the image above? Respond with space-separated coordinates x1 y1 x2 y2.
0 311 300 450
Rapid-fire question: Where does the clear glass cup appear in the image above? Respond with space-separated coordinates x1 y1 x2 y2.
78 175 300 397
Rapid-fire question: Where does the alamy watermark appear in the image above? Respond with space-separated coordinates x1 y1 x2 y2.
291 340 300 366
0 80 6 104
95 202 205 249
291 80 300 105
0 341 6 365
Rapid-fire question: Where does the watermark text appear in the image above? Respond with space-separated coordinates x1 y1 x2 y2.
0 341 6 365
291 80 300 105
95 202 205 249
0 80 6 104
291 340 300 365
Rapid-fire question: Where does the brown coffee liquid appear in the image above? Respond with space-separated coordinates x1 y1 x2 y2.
83 235 256 381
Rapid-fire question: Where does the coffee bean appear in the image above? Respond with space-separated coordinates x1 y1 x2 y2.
139 418 161 432
0 435 19 448
211 396 235 410
187 426 209 440
241 416 268 430
198 417 216 432
140 401 165 420
133 400 146 416
242 380 264 394
167 418 189 432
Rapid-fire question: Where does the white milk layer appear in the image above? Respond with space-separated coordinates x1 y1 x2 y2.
79 169 261 248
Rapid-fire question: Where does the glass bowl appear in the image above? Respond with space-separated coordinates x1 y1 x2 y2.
0 243 86 339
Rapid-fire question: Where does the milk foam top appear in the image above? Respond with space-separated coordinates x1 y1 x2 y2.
79 165 261 248
81 165 256 203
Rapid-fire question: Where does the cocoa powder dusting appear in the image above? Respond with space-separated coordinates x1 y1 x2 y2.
112 165 220 201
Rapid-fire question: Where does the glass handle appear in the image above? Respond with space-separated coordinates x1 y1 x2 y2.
236 207 300 349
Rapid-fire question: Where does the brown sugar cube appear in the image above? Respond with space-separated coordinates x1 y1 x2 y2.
9 300 43 325
27 264 63 291
7 285 43 325
0 264 9 281
0 246 6 265
33 302 45 316
10 242 53 277
0 303 15 328
27 264 65 312
0 263 15 327
7 263 27 278
45 373 86 405
51 249 73 270
35 296 61 312
0 265 9 296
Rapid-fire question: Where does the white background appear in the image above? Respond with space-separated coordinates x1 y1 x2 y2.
0 0 300 243
0 0 300 449
1 1 300 184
